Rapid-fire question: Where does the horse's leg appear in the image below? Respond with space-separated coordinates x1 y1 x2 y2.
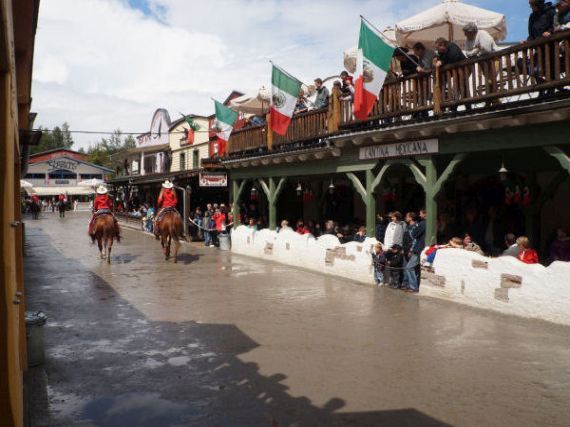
97 236 104 259
107 237 113 264
173 239 180 264
166 235 171 260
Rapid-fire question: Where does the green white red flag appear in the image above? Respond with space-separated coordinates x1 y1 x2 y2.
353 19 394 121
213 100 238 143
270 64 302 135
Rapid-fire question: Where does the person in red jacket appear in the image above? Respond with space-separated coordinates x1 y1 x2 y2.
516 236 539 264
154 180 179 236
89 186 119 238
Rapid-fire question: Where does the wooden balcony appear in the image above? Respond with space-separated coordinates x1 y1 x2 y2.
226 31 570 157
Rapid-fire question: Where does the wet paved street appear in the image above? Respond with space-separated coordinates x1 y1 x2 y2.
25 213 570 427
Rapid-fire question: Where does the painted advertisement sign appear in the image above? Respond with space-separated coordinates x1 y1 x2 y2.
359 139 439 160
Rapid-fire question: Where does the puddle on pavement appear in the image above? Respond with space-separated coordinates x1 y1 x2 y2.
80 392 200 426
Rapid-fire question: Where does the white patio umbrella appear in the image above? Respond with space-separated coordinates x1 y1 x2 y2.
78 178 105 188
20 179 33 188
395 0 507 49
343 27 397 73
229 86 272 115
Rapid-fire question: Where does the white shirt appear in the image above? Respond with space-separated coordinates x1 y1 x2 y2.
464 30 498 57
383 221 404 249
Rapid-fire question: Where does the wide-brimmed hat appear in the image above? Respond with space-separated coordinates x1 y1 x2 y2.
162 180 174 189
96 185 108 195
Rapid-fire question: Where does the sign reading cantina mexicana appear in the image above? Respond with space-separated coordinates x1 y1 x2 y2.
359 139 439 160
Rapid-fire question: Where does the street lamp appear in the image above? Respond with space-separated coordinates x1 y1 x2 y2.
328 179 335 194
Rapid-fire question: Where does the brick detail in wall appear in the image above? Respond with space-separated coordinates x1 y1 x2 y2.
494 273 523 303
472 260 489 269
264 242 273 255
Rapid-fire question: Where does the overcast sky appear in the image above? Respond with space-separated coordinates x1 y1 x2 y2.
32 0 529 149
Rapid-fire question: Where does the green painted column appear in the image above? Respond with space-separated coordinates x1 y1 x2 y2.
365 170 376 238
259 177 287 230
231 179 246 227
423 158 438 246
268 177 277 230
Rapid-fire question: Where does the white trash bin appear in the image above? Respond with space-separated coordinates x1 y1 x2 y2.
26 311 47 367
218 233 231 251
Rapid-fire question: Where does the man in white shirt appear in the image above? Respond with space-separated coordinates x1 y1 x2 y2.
463 22 498 57
383 211 405 249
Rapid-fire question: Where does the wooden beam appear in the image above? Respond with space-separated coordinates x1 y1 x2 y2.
346 172 367 201
432 153 467 196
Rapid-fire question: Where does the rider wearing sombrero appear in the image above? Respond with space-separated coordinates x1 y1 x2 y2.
89 185 121 240
154 180 180 237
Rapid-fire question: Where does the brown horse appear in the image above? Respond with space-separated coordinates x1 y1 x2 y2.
91 214 120 264
156 211 184 262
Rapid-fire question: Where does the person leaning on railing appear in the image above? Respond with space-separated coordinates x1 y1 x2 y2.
553 0 570 31
434 37 471 111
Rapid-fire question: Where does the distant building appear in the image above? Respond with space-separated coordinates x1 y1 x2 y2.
25 149 113 198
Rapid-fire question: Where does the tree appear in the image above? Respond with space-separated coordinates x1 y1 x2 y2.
30 123 74 154
86 130 137 168
61 122 74 148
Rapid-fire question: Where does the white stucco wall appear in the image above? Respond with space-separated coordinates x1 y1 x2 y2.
231 226 570 326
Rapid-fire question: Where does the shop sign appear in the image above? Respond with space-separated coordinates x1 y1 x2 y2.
359 139 439 160
47 159 79 171
199 172 227 187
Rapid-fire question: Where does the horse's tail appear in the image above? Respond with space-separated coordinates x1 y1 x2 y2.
115 221 121 243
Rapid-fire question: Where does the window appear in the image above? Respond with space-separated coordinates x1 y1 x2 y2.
179 152 186 171
79 174 103 180
25 173 45 179
144 155 156 173
192 150 199 169
48 169 77 180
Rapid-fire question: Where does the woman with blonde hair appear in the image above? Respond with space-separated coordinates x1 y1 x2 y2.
516 236 539 264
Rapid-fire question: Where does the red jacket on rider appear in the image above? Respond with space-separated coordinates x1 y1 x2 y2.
93 194 112 211
32 195 39 203
158 189 177 208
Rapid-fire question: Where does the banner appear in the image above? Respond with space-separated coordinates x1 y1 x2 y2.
199 172 228 187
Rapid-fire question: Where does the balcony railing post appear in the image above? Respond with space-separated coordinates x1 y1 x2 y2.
328 86 341 133
433 64 443 115
266 112 273 151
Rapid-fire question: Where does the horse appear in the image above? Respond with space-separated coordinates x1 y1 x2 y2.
91 214 120 264
156 210 184 263
29 201 40 220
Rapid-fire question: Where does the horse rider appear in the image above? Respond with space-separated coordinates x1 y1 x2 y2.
154 179 179 237
89 185 120 240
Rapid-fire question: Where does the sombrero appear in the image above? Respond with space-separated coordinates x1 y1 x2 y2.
96 185 108 195
162 180 174 189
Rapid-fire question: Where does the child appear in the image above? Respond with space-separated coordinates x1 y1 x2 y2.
371 243 386 286
386 244 404 288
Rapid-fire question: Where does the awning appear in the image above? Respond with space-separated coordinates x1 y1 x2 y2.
31 186 95 196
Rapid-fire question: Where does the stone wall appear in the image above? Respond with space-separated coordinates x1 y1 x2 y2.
231 226 570 326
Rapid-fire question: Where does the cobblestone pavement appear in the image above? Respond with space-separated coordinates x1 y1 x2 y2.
24 212 570 426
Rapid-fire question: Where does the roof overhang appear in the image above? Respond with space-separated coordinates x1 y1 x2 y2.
222 145 341 169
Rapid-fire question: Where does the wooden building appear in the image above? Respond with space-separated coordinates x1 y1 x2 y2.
0 0 40 425
223 32 570 259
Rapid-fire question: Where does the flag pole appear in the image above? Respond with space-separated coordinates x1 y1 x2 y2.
359 15 420 68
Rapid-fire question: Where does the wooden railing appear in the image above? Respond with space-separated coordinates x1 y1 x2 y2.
228 124 266 153
226 31 570 155
272 108 328 148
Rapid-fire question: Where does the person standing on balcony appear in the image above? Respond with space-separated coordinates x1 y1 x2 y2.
463 23 498 57
527 0 556 41
340 71 354 101
435 38 469 110
554 0 570 31
314 78 329 109
413 42 437 74
393 48 419 76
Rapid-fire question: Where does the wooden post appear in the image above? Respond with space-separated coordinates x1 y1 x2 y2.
433 64 443 115
183 185 191 237
266 113 273 151
328 86 341 133
424 158 438 246
346 171 377 238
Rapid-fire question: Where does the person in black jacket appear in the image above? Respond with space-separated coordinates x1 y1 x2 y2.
528 0 556 41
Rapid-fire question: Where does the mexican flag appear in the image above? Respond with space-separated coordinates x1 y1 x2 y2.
270 64 302 135
213 100 238 142
353 19 394 121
